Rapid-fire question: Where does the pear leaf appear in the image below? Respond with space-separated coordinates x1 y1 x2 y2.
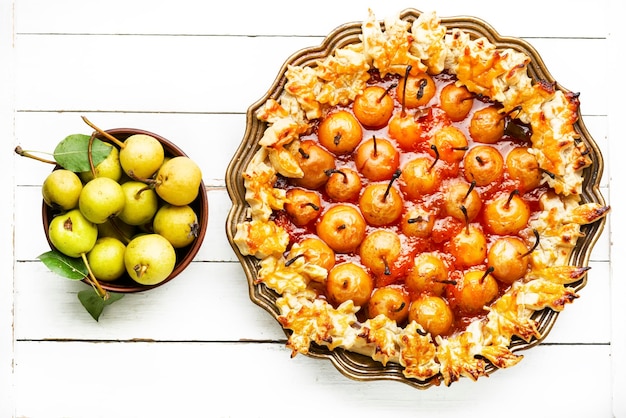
77 290 124 321
53 134 112 172
38 250 88 280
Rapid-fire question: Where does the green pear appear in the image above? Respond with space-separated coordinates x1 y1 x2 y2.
78 177 126 224
118 181 158 226
79 145 123 183
153 204 199 248
97 219 136 243
124 234 176 285
119 134 164 179
42 169 83 211
48 209 98 258
86 237 126 281
155 156 202 206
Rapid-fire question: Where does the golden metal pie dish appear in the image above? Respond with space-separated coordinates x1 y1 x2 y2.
225 9 608 388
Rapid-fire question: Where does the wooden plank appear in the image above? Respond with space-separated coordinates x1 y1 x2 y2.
14 261 287 342
14 181 612 343
0 0 15 416
13 112 609 188
15 181 611 343
608 0 625 415
15 0 608 39
14 112 247 187
13 34 322 113
541 261 610 344
13 36 607 114
14 187 238 262
18 260 612 344
14 183 612 264
13 254 610 345
13 341 612 418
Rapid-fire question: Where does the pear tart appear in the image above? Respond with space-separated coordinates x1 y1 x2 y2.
228 9 609 387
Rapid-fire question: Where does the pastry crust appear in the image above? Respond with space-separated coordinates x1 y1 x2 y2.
233 9 608 386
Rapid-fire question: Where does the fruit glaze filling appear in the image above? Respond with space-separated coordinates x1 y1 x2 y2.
271 67 547 338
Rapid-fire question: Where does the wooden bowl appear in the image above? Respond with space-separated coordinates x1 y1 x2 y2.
42 128 208 293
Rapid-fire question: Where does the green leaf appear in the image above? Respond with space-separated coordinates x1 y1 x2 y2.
78 290 103 320
77 290 124 321
38 250 88 280
53 134 112 172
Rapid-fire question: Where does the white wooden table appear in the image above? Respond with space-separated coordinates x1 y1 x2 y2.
1 1 623 417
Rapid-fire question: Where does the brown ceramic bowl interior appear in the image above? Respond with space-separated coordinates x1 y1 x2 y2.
225 8 608 388
43 128 208 293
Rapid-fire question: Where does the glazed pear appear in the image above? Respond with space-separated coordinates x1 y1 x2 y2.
42 169 83 211
118 181 158 226
124 234 176 285
78 177 126 224
155 156 202 206
48 209 98 258
152 204 199 248
119 134 164 179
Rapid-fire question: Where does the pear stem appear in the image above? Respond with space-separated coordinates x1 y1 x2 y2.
400 65 411 117
429 144 439 171
520 229 540 258
126 170 158 187
134 264 149 280
378 82 397 103
81 116 125 149
14 146 57 165
87 132 97 178
107 218 132 245
80 252 107 298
